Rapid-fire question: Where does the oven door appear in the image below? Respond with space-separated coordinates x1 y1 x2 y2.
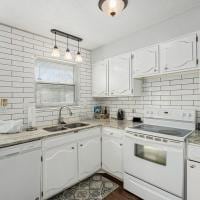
123 134 184 197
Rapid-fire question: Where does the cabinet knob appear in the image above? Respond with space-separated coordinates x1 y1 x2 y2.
120 144 123 146
165 67 168 70
154 69 157 72
35 197 39 200
190 165 196 168
80 144 83 147
71 147 75 149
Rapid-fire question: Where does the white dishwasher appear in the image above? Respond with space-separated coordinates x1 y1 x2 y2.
0 141 42 200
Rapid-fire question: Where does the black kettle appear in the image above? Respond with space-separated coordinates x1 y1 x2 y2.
117 109 124 120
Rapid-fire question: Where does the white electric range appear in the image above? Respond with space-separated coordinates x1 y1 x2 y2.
123 108 196 200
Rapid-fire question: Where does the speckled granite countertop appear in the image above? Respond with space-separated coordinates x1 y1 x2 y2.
188 130 200 146
0 119 139 148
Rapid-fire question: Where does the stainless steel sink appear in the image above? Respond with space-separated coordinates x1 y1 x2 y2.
43 125 67 132
43 123 89 132
64 122 89 129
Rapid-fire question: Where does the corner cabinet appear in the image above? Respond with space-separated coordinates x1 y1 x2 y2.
109 53 132 96
92 60 108 97
160 33 198 73
132 45 159 77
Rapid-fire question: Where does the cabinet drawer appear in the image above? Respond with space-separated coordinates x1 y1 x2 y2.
103 127 124 138
188 144 200 162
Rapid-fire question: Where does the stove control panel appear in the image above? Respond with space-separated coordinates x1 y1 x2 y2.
144 108 196 122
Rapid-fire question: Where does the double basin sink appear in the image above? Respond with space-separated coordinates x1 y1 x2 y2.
43 122 89 132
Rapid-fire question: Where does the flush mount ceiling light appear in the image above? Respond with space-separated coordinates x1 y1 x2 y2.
98 0 128 17
51 32 60 58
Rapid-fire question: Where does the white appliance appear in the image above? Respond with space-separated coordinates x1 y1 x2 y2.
124 108 196 200
187 144 200 200
0 141 41 200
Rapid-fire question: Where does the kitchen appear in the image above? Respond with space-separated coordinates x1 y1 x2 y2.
0 0 199 200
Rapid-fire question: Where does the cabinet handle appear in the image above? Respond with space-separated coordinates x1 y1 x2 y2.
190 165 196 168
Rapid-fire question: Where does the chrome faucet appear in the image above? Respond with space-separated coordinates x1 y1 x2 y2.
58 106 72 124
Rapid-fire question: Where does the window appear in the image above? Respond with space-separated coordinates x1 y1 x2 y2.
135 144 167 166
35 58 78 107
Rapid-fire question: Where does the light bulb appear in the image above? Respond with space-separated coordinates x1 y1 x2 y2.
51 45 60 57
100 0 127 16
65 48 72 60
75 51 83 63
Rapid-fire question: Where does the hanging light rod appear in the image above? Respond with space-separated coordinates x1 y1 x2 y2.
51 29 83 42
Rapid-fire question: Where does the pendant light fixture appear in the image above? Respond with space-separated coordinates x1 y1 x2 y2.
51 32 60 57
75 41 83 63
51 29 83 62
98 0 128 17
65 37 72 60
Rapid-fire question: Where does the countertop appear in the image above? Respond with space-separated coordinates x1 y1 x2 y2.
188 130 200 146
0 119 138 148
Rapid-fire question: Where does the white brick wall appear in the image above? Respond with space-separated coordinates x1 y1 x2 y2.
97 71 200 123
0 24 96 127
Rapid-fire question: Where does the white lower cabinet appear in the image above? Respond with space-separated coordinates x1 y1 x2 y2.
102 128 123 179
42 127 101 199
187 160 200 200
78 136 101 180
43 142 78 199
187 144 200 200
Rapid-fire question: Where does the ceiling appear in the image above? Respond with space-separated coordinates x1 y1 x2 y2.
0 0 200 50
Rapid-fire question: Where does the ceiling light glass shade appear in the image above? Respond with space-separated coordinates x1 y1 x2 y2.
51 45 60 57
65 48 73 60
75 51 83 63
99 0 128 16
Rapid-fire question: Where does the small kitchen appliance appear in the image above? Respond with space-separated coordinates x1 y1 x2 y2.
117 109 124 120
124 108 196 200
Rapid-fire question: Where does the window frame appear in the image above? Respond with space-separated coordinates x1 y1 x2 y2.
35 57 79 108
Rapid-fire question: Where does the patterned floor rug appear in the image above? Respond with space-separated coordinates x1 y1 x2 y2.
49 174 119 200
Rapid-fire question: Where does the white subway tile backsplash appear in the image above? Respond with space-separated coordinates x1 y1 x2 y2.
0 24 94 128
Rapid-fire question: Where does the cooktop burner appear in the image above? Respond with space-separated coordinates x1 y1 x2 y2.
129 124 191 137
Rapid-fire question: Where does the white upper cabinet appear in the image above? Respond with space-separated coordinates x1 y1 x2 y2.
132 45 159 77
92 60 108 97
109 53 132 96
78 135 101 180
160 33 197 73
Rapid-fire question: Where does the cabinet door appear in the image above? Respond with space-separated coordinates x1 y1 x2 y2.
160 33 197 73
92 60 108 97
187 160 200 200
102 135 123 179
109 53 131 96
43 143 78 199
132 45 159 77
78 136 101 180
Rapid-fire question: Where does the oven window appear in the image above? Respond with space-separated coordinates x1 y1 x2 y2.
135 144 167 166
